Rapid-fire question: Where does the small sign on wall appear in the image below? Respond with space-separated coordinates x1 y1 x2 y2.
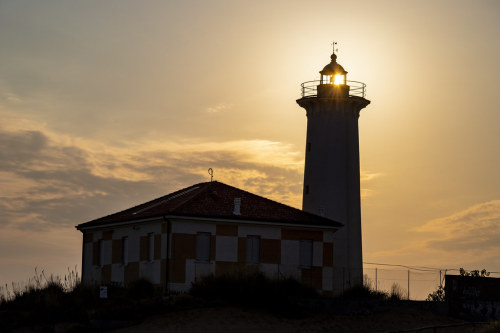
99 286 108 299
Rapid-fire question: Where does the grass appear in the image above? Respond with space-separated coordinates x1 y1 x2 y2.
0 269 167 332
1 269 491 332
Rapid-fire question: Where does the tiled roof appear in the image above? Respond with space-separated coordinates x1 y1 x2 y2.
76 181 342 229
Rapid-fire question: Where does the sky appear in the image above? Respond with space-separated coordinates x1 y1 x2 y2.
1 0 499 293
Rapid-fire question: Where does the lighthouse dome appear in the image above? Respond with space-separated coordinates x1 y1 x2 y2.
320 53 347 75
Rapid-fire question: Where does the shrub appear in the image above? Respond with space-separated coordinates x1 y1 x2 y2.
389 283 406 300
127 278 156 300
189 271 319 316
338 284 389 300
426 284 445 301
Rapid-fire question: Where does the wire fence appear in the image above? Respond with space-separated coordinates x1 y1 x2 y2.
363 263 500 300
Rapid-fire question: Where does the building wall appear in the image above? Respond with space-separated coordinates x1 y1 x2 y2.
81 219 336 294
81 219 166 287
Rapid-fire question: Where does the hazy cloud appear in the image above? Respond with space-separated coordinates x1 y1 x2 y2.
0 124 307 231
417 200 500 252
206 103 232 113
387 200 500 269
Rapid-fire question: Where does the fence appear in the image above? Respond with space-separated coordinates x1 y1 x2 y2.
363 263 500 300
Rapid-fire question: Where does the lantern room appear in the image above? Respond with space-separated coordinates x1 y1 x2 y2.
320 52 347 86
315 52 350 98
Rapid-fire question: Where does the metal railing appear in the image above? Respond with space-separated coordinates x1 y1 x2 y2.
300 80 366 98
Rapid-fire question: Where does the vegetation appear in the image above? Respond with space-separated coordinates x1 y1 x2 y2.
459 268 490 277
3 268 491 331
0 269 167 332
426 284 445 302
426 267 491 302
189 271 319 316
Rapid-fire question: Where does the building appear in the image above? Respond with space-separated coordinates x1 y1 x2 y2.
76 49 370 294
76 181 342 294
297 50 370 290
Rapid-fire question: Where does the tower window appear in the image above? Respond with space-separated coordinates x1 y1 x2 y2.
318 206 326 216
304 185 309 195
307 142 311 152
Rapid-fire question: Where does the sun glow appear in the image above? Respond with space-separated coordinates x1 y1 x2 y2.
334 74 344 85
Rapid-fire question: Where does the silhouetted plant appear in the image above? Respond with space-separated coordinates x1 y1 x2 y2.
189 271 319 316
426 284 445 302
389 283 406 300
127 278 156 300
459 268 490 277
338 284 389 300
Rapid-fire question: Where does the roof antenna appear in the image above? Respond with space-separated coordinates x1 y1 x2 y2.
208 168 214 182
332 41 338 55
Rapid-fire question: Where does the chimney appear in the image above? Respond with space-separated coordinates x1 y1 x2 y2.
233 198 241 215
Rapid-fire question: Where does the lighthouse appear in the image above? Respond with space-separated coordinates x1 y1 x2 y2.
297 49 370 291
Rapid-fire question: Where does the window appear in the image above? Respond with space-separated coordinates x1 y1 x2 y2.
148 233 154 262
246 235 260 264
304 185 309 195
196 232 211 262
322 75 331 84
122 237 129 265
299 239 313 268
318 206 325 216
307 142 311 152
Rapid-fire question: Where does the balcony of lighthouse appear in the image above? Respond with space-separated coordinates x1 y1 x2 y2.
300 80 366 98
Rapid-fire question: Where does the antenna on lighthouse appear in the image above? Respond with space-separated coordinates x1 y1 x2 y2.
332 41 338 54
208 168 214 182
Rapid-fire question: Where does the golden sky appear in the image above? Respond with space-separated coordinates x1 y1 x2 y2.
1 0 499 291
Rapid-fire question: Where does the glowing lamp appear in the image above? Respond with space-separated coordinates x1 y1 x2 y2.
334 74 345 85
319 52 347 86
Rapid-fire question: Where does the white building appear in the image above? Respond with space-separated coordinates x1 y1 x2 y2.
76 181 342 294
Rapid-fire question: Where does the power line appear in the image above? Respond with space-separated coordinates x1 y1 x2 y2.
363 262 500 274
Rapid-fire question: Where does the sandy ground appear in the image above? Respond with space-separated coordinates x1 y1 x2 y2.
114 305 487 333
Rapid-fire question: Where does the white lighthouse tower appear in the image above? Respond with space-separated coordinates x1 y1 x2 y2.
297 49 370 292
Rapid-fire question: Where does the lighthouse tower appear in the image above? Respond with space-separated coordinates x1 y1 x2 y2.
297 50 370 291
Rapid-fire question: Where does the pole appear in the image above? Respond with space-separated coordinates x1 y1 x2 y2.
407 269 410 300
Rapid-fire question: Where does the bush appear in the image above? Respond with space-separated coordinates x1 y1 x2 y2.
127 278 156 300
389 283 406 300
426 284 445 301
338 284 389 300
189 271 319 316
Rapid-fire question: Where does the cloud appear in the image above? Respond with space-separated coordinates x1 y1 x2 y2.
387 200 500 269
205 103 232 113
417 200 500 252
0 123 307 231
